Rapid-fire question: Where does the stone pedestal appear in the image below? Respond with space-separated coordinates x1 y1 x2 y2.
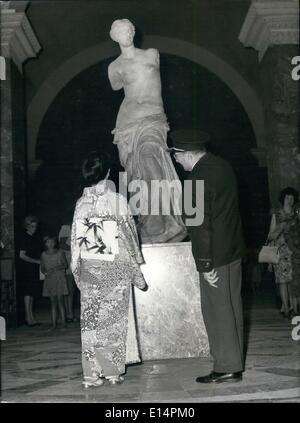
134 242 209 361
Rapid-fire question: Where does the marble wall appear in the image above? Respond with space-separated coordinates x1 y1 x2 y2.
134 242 209 361
0 60 15 326
260 46 300 207
0 60 26 327
1 60 14 258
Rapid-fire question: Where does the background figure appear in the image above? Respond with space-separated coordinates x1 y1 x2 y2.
108 18 186 244
19 216 41 327
169 131 246 384
268 187 298 318
59 222 78 322
243 248 263 292
71 153 147 388
286 205 300 317
41 235 68 330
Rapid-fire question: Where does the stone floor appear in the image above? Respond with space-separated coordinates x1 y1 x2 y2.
0 287 299 403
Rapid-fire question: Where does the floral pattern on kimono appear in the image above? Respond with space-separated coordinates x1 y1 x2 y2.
70 181 146 379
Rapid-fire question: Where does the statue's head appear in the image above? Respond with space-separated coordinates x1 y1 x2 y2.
110 19 135 46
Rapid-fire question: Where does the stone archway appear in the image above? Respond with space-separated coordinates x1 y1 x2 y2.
27 36 265 169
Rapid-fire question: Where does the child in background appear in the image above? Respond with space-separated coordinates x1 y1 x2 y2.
59 222 78 322
41 236 69 330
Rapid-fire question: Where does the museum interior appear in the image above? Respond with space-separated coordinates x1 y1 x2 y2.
0 0 299 403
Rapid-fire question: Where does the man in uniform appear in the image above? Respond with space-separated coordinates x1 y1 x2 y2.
168 130 246 383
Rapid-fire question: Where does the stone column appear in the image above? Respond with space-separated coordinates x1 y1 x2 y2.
239 0 299 207
0 1 41 327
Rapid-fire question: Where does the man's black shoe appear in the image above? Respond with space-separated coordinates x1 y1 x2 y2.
195 371 243 383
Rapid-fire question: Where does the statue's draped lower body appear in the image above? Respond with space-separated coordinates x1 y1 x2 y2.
112 114 187 243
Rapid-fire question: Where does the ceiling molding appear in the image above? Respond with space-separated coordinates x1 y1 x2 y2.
239 1 299 61
0 2 41 73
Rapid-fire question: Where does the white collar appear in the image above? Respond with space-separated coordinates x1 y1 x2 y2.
84 180 107 197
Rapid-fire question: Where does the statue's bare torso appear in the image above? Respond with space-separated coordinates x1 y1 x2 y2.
108 20 187 242
108 48 164 128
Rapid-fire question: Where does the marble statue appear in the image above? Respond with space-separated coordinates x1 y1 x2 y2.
108 18 187 244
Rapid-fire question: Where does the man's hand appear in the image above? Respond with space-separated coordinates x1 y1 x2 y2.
203 269 219 288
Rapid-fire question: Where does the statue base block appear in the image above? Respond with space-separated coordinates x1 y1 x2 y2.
134 242 209 361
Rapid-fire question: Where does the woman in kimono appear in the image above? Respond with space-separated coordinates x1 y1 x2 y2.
71 152 147 388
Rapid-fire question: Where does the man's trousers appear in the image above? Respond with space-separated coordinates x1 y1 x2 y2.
200 259 244 373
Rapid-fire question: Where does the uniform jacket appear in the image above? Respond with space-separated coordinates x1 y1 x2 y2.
185 153 246 273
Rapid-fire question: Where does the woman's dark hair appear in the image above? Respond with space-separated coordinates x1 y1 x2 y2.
43 235 58 248
278 187 299 206
82 151 111 185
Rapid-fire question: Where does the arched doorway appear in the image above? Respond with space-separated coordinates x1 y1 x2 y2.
27 36 265 165
29 51 269 255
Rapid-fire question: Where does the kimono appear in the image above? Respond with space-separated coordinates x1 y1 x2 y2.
70 180 146 381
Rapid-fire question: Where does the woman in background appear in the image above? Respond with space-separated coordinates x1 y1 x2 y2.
286 205 300 317
71 152 147 388
268 187 298 317
19 216 41 327
41 235 68 330
59 222 78 322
